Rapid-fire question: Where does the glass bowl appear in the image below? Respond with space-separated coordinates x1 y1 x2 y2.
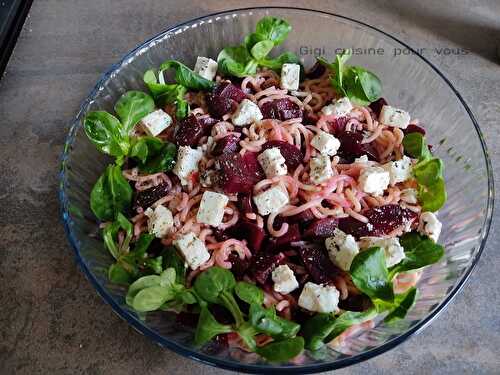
59 7 494 373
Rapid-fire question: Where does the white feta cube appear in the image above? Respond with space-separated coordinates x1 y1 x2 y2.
321 97 353 117
231 99 263 126
280 63 300 91
196 191 229 227
173 232 210 270
139 109 172 136
325 228 360 271
298 282 340 313
253 185 289 216
359 237 405 267
401 188 418 204
309 154 333 185
379 105 410 129
193 56 218 81
418 212 442 242
383 156 412 185
272 265 299 294
310 130 341 156
258 147 287 178
358 166 390 196
173 146 203 185
144 205 174 238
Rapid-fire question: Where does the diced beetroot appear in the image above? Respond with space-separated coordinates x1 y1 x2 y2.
260 98 303 121
303 111 319 125
287 209 316 224
237 194 254 215
305 61 326 79
227 252 251 280
212 134 241 156
338 204 418 238
213 81 247 103
304 217 339 238
337 130 379 163
261 140 303 169
404 124 426 136
250 252 286 285
266 224 302 252
228 221 265 253
198 116 218 128
133 182 170 209
206 94 235 119
369 97 388 117
326 116 349 135
215 152 264 194
295 242 338 285
174 114 213 147
212 228 230 242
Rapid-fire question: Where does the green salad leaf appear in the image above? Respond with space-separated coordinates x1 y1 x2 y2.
402 132 432 160
217 16 301 78
90 164 133 221
114 91 155 133
388 232 444 279
84 111 129 158
302 309 377 351
383 287 418 323
143 69 189 119
249 304 300 339
194 305 233 346
161 246 187 284
256 337 304 362
130 136 177 174
349 247 394 303
234 281 264 305
318 49 382 105
159 60 215 91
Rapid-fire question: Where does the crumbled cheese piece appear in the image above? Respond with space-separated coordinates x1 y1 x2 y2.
358 166 390 196
139 109 172 136
280 63 300 91
325 228 360 271
173 232 210 270
298 282 340 313
173 146 203 185
144 205 174 238
258 147 287 178
401 188 418 204
310 130 341 156
321 97 353 117
379 105 410 129
193 56 218 81
359 237 405 267
309 154 333 185
231 99 263 126
418 212 442 242
253 185 289 216
272 265 299 294
354 155 370 164
196 191 229 227
383 156 412 185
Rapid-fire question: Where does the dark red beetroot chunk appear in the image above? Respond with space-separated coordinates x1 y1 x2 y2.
305 61 326 79
260 98 303 121
304 217 339 238
261 140 303 169
250 252 286 285
227 252 251 280
213 81 247 103
368 97 388 117
133 182 170 209
212 134 241 156
337 130 379 163
228 221 265 253
338 204 418 238
325 116 349 135
174 114 214 147
404 124 426 136
303 111 319 125
206 94 235 119
216 152 264 194
295 242 338 285
266 224 302 252
287 209 316 225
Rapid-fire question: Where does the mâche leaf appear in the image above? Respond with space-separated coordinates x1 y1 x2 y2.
159 60 215 91
235 281 264 305
114 91 155 133
402 132 432 160
143 69 189 119
84 111 129 157
256 337 304 362
194 305 233 346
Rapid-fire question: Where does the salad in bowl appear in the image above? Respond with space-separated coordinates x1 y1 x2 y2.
82 16 447 362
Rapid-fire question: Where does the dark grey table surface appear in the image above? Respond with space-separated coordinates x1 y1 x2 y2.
1 1 499 374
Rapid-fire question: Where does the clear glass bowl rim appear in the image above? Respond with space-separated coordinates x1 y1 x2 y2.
58 6 495 374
